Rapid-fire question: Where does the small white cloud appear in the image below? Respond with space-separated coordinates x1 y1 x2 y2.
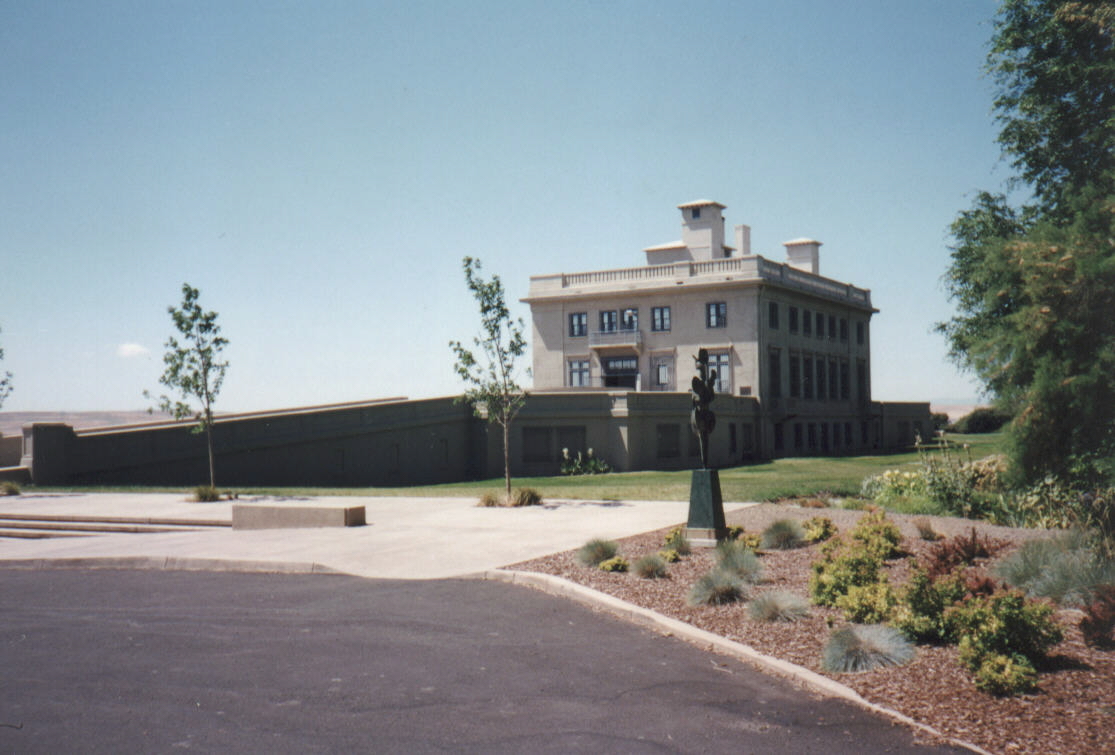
116 343 150 359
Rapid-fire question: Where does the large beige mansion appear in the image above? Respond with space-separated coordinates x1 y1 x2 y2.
524 200 917 459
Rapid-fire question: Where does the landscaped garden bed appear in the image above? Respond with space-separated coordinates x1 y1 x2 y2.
510 504 1115 755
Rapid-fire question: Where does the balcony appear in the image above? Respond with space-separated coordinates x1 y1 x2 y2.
589 328 643 350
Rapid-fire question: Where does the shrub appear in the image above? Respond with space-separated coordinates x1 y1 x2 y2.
477 492 502 507
1004 476 1078 529
1080 584 1115 648
598 556 629 573
726 524 746 540
761 518 805 550
944 590 1064 667
809 537 884 607
971 652 1038 697
688 569 747 606
577 538 619 567
912 517 941 541
193 485 221 502
860 468 932 512
803 516 837 543
922 527 1008 580
560 447 611 475
633 554 668 579
850 509 903 560
994 530 1115 606
663 527 692 556
715 541 763 582
948 406 1011 434
890 568 967 643
0 480 20 496
749 591 810 623
821 624 915 673
1075 489 1115 561
737 532 762 550
835 580 896 624
510 487 543 507
657 548 681 563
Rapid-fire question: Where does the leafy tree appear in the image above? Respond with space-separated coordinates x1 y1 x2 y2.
449 257 528 502
940 0 1115 484
989 0 1115 218
147 283 229 487
0 325 11 410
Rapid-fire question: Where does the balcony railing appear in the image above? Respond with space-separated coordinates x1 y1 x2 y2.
589 328 643 349
529 255 872 308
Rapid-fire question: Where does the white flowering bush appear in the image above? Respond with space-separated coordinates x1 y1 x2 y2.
861 469 929 509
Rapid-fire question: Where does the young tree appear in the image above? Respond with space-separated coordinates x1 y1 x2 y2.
148 283 229 488
940 0 1115 484
449 257 528 501
0 325 12 410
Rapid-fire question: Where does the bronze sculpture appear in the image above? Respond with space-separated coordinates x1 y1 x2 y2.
690 348 717 469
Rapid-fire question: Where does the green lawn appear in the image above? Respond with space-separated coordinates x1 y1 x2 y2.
34 432 1004 504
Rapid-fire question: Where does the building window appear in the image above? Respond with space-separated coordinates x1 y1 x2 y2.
522 427 553 463
768 301 779 330
821 423 829 452
729 424 738 454
844 422 853 448
558 426 587 458
602 357 638 389
828 315 836 340
807 423 817 450
839 318 849 342
621 307 638 331
857 359 868 402
789 353 801 399
706 301 727 328
816 359 827 401
815 312 825 339
599 310 617 332
569 312 587 337
691 206 701 219
653 360 671 388
856 321 866 345
840 360 850 400
568 359 590 387
789 306 799 333
802 355 814 400
774 423 784 452
708 351 730 393
828 358 838 399
656 424 680 458
651 306 671 332
768 348 782 399
793 423 803 450
803 308 812 336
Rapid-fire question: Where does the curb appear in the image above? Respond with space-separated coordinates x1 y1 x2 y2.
478 569 992 755
0 556 342 575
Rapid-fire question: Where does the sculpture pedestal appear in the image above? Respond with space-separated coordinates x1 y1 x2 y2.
686 468 727 547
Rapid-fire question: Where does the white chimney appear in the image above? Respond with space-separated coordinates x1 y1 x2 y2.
783 238 821 274
734 224 751 256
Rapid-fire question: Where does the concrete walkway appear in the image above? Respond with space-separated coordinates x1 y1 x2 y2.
0 492 746 578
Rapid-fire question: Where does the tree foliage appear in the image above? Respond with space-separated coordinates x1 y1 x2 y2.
941 0 1115 484
0 325 11 410
449 257 528 500
148 283 229 487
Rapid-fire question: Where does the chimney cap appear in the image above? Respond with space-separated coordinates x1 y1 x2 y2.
677 199 726 210
783 237 822 247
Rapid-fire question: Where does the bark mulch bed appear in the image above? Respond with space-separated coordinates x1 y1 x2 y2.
508 503 1115 755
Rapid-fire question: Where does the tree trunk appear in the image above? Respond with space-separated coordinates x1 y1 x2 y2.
205 409 216 488
502 419 511 503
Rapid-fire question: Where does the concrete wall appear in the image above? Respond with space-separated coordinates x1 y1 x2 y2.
20 394 933 487
0 434 21 468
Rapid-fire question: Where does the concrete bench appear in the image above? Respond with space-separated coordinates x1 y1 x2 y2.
232 503 366 530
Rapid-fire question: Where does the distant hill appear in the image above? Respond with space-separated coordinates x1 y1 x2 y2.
0 411 165 438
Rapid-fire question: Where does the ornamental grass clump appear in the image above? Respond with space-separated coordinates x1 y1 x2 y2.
0 480 20 496
193 485 221 502
633 554 668 579
577 538 619 567
994 529 1115 607
761 518 805 550
510 487 543 507
749 591 810 623
715 541 763 582
821 624 915 673
688 569 748 606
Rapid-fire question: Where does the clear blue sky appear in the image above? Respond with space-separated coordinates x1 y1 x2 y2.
1 0 1005 413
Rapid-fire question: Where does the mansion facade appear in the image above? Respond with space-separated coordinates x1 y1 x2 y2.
523 200 927 461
